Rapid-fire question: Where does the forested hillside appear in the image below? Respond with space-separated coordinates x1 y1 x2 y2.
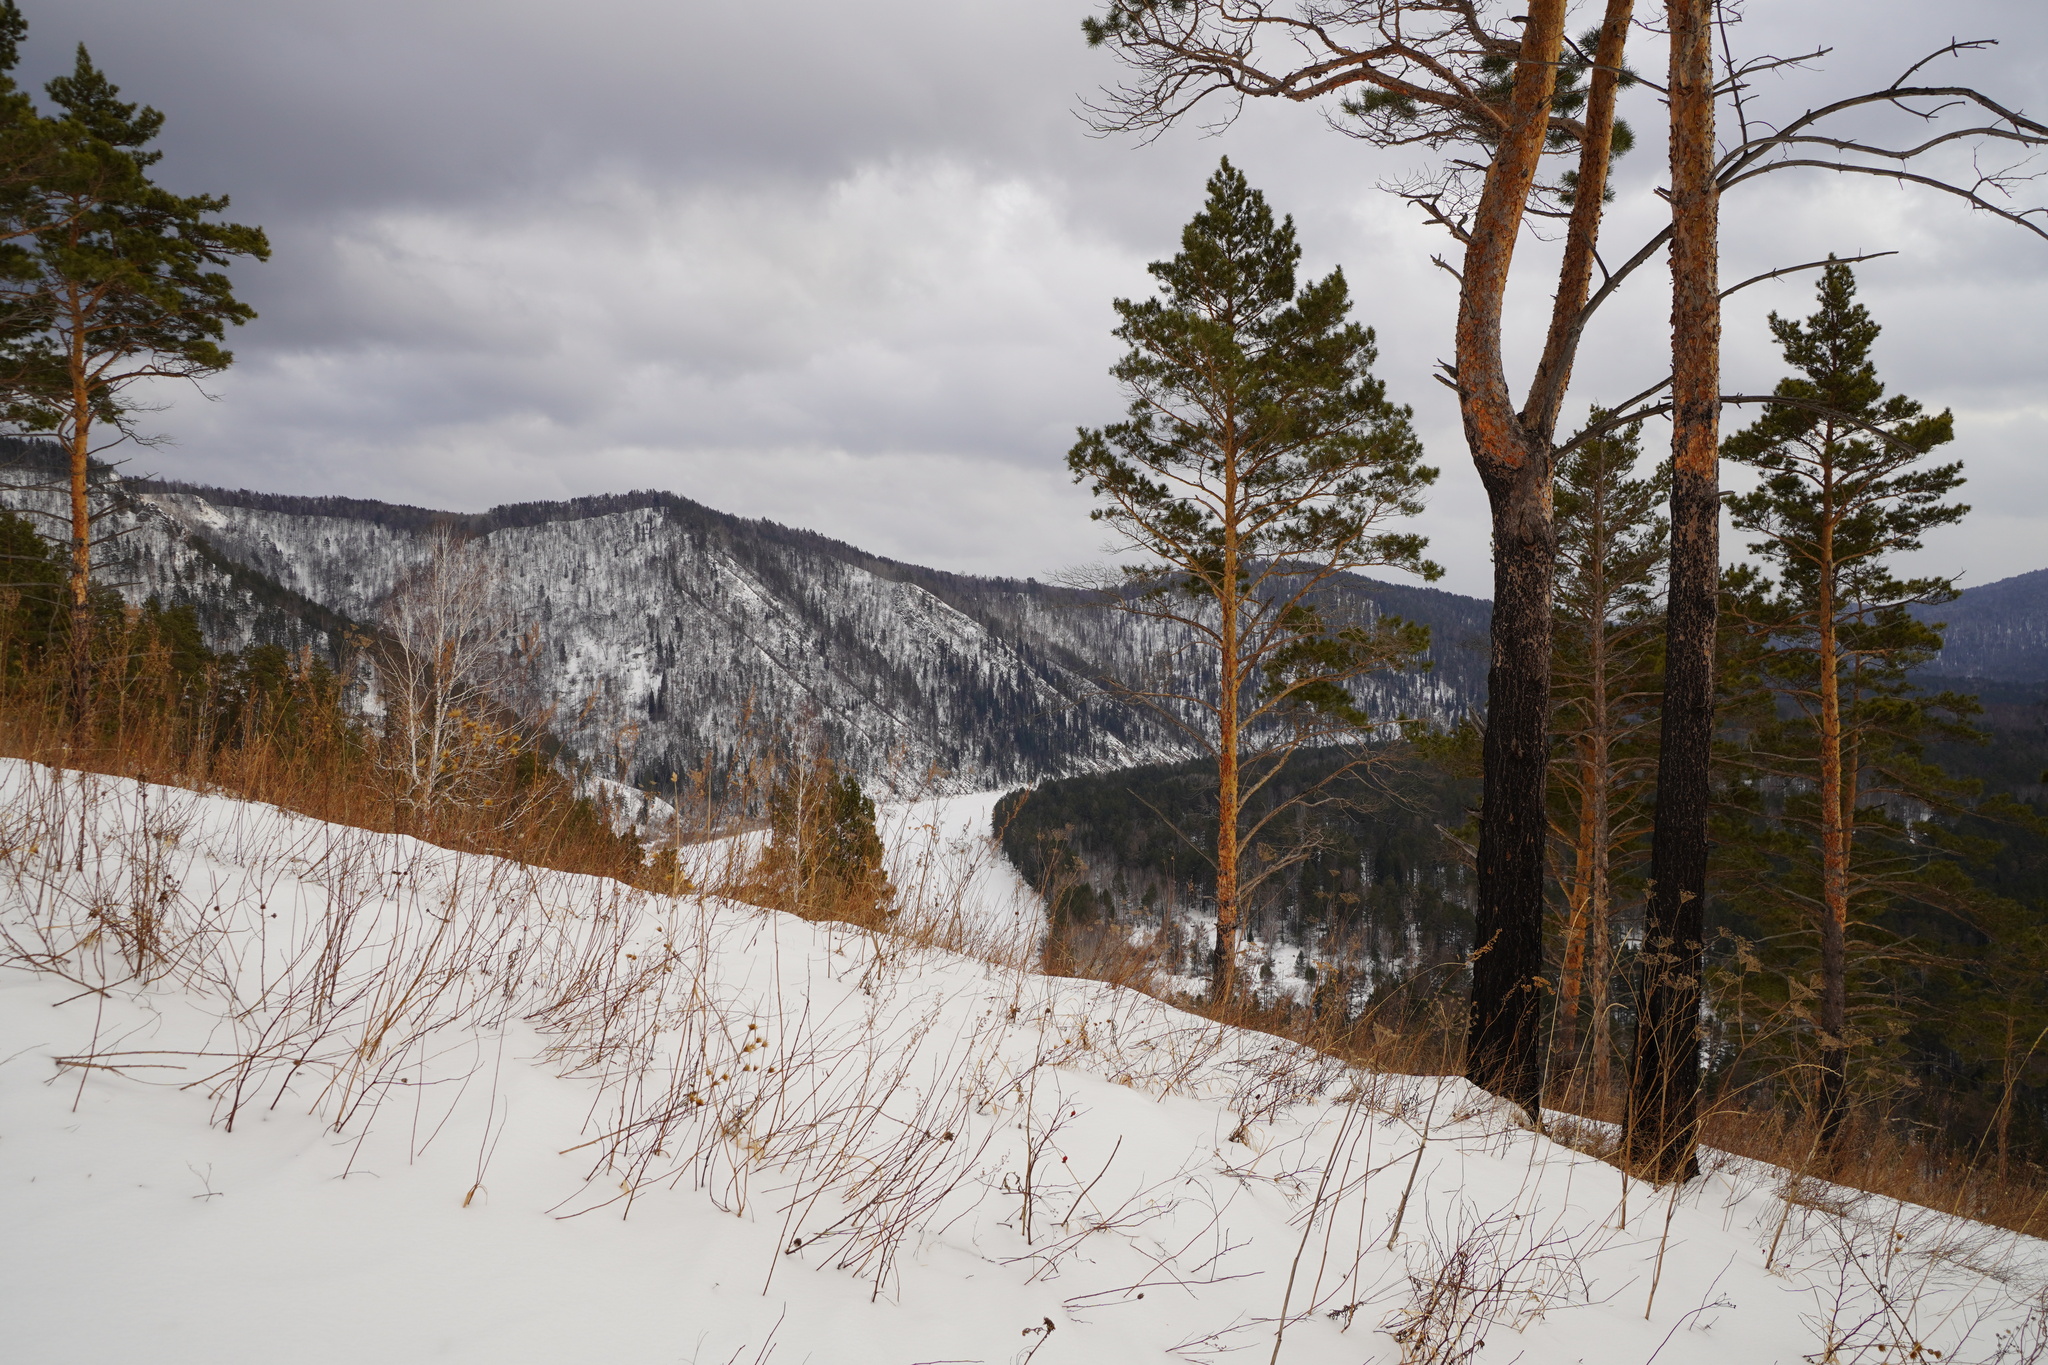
1920 568 2048 683
1 439 1489 790
996 749 1479 999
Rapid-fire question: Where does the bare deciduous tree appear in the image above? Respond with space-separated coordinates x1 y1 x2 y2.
375 531 545 826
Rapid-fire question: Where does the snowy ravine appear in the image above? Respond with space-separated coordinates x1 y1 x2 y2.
3 761 2045 1365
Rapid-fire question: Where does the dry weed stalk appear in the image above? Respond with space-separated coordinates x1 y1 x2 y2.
12 747 2048 1358
1376 1200 1597 1365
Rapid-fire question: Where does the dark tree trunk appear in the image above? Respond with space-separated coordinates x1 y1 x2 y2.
1467 463 1555 1117
1629 0 1719 1183
1448 0 1565 1116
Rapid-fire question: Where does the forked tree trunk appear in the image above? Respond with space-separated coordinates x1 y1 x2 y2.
1629 0 1719 1183
1461 0 1645 1120
1456 0 1568 1120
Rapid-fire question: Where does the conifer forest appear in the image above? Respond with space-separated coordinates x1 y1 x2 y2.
4 3 2048 1363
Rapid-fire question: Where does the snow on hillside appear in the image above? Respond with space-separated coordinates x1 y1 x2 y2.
4 760 2045 1364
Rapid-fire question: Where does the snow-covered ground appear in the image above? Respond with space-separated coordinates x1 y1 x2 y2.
4 758 2045 1364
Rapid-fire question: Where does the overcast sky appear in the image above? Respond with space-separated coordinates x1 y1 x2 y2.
21 0 2048 597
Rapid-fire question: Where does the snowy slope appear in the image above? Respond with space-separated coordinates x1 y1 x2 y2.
4 760 2045 1365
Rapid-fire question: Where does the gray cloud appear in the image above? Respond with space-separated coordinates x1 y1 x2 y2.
17 0 2048 594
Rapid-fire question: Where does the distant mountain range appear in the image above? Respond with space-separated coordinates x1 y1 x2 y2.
0 439 1490 790
1918 568 2048 685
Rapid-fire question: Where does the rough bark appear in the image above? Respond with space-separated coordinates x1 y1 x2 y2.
1458 0 1570 1118
1464 0 1639 1118
1629 0 1719 1183
1468 485 1556 1115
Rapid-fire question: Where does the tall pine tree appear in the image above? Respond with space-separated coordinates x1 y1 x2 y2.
1547 416 1666 1107
1068 159 1438 1004
1719 261 1970 1155
0 43 267 694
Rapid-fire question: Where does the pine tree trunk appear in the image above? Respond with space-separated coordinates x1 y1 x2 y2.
1458 0 1569 1123
1561 726 1616 1108
66 324 94 725
1589 836 1615 1112
1469 476 1555 1116
1816 587 1852 1156
1629 0 1718 1183
1557 526 1620 1105
1211 464 1243 1006
1554 740 1598 1081
1583 523 1616 1110
1213 687 1241 1005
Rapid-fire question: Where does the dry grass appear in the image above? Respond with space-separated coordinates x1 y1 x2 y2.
10 626 2047 1260
0 631 652 889
1027 871 2048 1243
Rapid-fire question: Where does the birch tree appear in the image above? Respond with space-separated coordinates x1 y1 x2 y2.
376 532 545 825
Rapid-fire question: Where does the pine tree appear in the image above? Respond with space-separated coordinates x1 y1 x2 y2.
1718 260 1970 1155
1547 416 1665 1106
0 43 268 696
1067 158 1438 1004
763 745 891 927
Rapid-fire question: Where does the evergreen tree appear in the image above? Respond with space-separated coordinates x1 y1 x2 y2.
1546 416 1665 1104
0 43 268 692
763 745 891 927
1067 158 1438 1004
0 504 61 668
1718 260 1972 1154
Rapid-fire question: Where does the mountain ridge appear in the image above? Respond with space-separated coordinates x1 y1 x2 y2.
3 442 1488 789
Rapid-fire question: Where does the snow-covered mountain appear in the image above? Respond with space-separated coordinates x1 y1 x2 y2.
1 439 1490 788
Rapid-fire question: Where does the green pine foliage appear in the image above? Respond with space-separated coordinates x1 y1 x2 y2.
759 747 892 927
1 40 269 438
1708 261 2004 1140
1066 157 1437 999
1545 415 1666 1092
1067 156 1439 675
